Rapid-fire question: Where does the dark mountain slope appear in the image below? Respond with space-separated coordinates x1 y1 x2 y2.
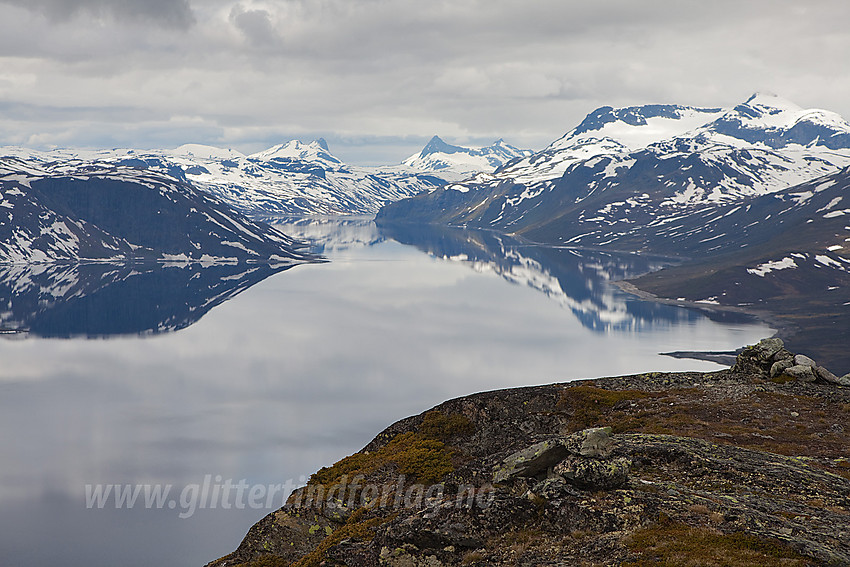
0 158 315 264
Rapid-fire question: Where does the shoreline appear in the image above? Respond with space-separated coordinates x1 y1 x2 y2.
611 279 797 342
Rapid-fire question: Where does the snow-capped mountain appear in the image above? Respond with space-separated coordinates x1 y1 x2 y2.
377 93 850 246
697 92 850 150
628 164 850 371
170 138 449 218
1 135 530 221
0 157 315 264
375 94 850 370
248 138 342 164
402 136 533 175
630 164 850 296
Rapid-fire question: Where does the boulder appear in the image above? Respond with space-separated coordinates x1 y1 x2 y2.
782 365 817 383
562 427 614 458
794 354 817 368
756 338 786 360
733 338 786 375
774 349 795 362
554 456 631 490
770 359 794 378
820 369 850 387
816 366 840 384
494 428 619 483
530 476 582 500
493 439 569 483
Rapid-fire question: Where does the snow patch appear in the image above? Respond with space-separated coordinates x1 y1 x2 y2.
817 196 843 213
746 257 798 277
815 254 843 268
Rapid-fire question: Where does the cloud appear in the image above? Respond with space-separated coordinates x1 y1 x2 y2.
1 0 850 163
0 0 195 28
229 3 280 48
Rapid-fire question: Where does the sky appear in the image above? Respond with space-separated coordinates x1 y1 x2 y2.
0 0 848 165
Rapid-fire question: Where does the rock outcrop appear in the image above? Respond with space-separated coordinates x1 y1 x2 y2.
736 337 850 386
206 339 850 566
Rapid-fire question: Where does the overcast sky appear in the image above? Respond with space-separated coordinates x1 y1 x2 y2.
0 0 848 164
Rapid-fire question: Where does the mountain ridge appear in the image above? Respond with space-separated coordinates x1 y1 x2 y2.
2 135 530 219
402 136 532 175
377 93 850 246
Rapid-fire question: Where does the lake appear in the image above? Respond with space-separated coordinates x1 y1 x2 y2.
0 218 772 567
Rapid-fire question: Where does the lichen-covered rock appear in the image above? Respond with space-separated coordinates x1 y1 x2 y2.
732 337 787 376
812 365 850 386
562 426 614 458
816 365 840 384
492 438 568 483
205 508 335 566
554 456 631 490
773 348 794 362
755 337 786 360
530 476 581 500
379 546 445 567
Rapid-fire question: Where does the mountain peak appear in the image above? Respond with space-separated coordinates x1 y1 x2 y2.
548 103 724 155
403 136 532 174
738 92 803 117
421 135 464 156
249 139 342 164
700 93 850 149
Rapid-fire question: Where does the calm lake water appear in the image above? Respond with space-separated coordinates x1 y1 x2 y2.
0 218 772 567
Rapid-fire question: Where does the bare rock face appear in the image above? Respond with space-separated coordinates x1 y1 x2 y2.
206 341 850 567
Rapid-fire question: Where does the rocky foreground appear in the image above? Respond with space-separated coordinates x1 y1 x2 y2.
207 339 850 566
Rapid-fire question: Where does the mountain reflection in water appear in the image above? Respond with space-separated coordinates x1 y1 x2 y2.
381 220 755 333
0 217 756 339
0 261 297 338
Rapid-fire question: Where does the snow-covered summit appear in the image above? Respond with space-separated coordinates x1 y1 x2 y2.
738 92 803 119
402 135 532 174
490 93 850 187
695 92 850 150
249 138 342 165
378 93 850 245
552 103 724 152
